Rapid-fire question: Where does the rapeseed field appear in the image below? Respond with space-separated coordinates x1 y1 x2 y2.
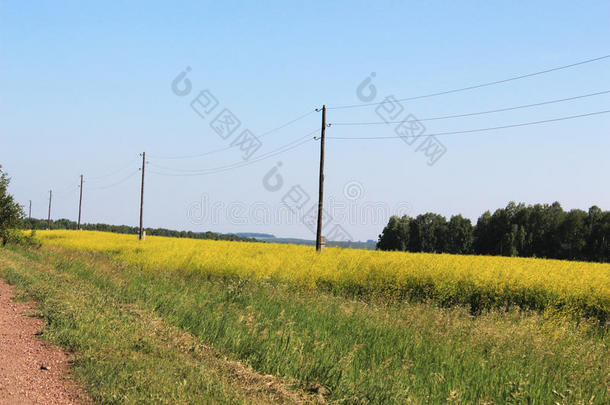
37 230 610 321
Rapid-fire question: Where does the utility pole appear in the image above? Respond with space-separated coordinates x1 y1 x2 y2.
77 174 83 230
315 105 327 252
28 200 31 219
138 152 146 240
47 190 52 230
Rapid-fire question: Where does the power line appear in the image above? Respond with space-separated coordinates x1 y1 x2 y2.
148 128 318 174
87 157 140 181
330 89 610 126
257 109 317 137
52 180 80 194
326 109 610 140
89 170 140 190
148 140 312 177
148 144 234 160
30 53 610 234
149 136 315 177
53 186 80 199
327 54 610 110
149 109 317 160
148 132 316 177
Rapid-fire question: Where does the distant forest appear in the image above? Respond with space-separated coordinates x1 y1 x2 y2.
378 202 609 263
22 218 259 243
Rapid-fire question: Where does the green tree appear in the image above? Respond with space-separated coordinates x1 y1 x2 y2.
377 215 410 251
0 166 25 244
487 202 523 256
585 206 610 262
473 210 493 254
378 201 608 262
408 213 447 253
558 209 587 260
445 215 474 254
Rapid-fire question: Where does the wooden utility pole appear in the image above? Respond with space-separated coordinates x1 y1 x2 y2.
47 190 52 230
138 152 146 240
77 174 83 230
315 105 327 251
28 200 31 219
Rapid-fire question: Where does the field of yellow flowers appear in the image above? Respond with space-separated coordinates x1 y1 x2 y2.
38 230 610 321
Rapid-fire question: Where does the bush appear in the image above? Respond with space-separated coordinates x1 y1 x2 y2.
24 230 42 248
1 228 25 246
1 229 41 248
0 165 26 247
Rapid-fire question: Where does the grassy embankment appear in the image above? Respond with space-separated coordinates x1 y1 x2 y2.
0 240 608 403
0 245 316 404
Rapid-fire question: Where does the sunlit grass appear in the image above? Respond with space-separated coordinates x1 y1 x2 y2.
2 243 608 403
38 230 610 321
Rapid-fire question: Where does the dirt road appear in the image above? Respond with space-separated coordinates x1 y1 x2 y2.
0 278 88 404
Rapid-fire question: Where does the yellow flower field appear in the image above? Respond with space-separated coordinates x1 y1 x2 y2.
37 230 610 321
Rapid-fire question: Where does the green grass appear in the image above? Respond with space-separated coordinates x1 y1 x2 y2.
0 245 313 404
1 244 609 404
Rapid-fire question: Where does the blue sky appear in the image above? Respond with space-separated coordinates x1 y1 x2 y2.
1 1 609 241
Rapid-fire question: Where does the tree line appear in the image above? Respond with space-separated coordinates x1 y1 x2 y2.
377 202 609 262
1 166 259 244
21 218 260 243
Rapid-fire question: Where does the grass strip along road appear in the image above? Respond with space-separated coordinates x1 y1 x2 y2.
1 243 608 403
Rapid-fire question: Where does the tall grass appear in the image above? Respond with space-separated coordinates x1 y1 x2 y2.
0 246 313 404
38 230 610 321
3 243 608 403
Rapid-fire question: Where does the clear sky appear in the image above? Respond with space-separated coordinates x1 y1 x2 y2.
1 1 609 241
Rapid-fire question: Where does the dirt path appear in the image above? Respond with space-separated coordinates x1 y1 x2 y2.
0 278 88 404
